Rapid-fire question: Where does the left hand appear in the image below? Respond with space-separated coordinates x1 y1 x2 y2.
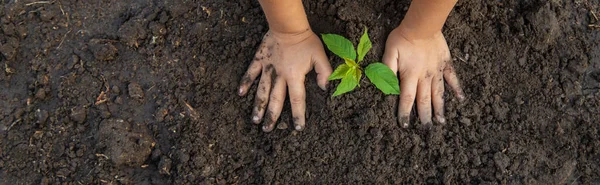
382 26 465 128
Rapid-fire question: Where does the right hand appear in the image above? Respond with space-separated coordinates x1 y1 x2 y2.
238 29 332 132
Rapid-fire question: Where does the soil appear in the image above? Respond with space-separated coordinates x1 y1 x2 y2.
1 0 599 184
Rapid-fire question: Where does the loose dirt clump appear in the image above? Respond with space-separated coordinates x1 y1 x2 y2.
97 118 155 167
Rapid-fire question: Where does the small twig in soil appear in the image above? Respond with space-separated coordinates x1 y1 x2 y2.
57 0 65 15
306 171 314 179
56 29 71 49
590 10 600 30
57 0 69 28
92 39 119 43
568 175 581 185
201 6 211 16
94 91 108 105
95 153 109 159
4 63 15 74
25 1 54 6
147 84 156 92
7 119 22 131
24 7 44 14
183 101 200 120
94 75 110 105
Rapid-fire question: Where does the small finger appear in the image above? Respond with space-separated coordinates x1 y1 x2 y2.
287 76 307 131
263 75 287 132
252 65 273 124
238 59 263 96
431 73 446 124
382 47 398 75
416 72 433 127
398 74 418 128
443 61 465 101
313 47 333 91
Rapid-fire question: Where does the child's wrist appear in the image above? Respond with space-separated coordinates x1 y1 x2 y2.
267 26 314 44
396 22 441 42
268 23 311 35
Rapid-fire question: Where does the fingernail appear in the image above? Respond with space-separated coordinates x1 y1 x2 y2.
320 84 327 91
458 94 466 102
293 117 304 131
238 88 244 96
252 115 260 123
262 124 274 132
437 116 446 124
399 116 409 128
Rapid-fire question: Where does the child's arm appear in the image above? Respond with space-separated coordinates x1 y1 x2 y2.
397 0 457 40
238 0 332 132
258 0 310 34
383 0 464 128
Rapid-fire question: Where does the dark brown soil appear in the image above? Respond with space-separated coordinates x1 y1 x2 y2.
1 0 599 184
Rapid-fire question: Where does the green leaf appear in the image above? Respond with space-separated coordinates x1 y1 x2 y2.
328 64 350 80
344 58 359 68
352 67 362 87
365 63 400 95
321 34 357 61
332 69 359 96
356 27 372 63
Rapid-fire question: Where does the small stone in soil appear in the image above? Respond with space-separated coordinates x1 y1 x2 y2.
114 96 123 104
36 109 48 124
118 18 148 47
459 117 472 126
128 82 144 101
35 88 46 100
277 122 289 130
112 85 120 94
88 39 118 61
70 106 87 124
159 157 172 175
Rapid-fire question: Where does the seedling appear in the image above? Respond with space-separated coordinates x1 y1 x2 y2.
322 27 400 96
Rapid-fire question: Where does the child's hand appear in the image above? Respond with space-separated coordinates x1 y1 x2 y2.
383 26 464 128
238 29 332 132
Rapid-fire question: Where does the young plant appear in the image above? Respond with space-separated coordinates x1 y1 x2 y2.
322 28 400 96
